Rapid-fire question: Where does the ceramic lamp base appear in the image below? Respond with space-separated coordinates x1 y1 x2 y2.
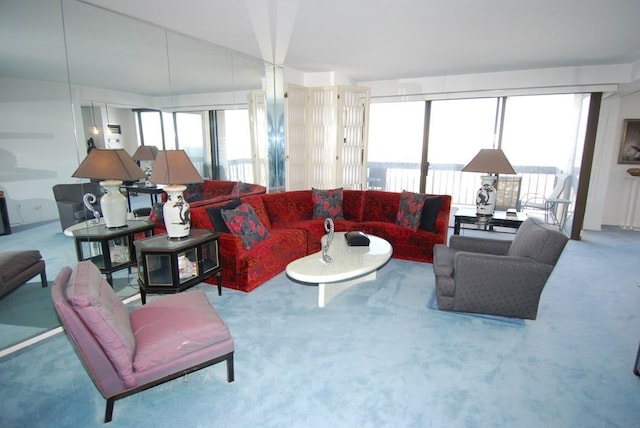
476 175 497 216
163 185 191 239
100 180 128 228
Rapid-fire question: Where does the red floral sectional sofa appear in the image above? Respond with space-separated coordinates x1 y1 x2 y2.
152 188 451 293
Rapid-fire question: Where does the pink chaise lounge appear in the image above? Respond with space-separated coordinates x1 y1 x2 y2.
51 261 234 423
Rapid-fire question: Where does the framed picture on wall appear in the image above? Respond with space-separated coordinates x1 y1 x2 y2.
618 119 640 164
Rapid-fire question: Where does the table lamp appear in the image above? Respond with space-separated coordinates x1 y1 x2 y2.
462 149 516 216
72 148 146 228
132 145 159 187
149 150 204 239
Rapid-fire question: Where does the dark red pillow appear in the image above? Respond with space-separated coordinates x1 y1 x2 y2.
395 191 427 231
221 203 270 249
312 187 344 219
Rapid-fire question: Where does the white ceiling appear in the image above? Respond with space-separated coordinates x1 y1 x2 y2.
84 0 640 83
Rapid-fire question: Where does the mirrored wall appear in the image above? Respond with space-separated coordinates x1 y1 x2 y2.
0 0 281 350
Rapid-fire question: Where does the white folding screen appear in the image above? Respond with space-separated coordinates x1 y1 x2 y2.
307 87 339 189
248 91 269 187
284 84 308 191
339 87 370 190
285 84 370 190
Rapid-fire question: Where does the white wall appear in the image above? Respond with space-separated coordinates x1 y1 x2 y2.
0 77 82 226
601 91 640 228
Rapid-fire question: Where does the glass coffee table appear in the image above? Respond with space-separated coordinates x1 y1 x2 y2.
286 232 392 307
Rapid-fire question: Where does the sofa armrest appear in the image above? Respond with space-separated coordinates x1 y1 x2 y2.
449 235 512 255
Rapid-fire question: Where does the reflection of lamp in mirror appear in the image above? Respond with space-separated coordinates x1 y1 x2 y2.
462 149 516 216
150 150 203 239
132 145 159 187
72 149 146 228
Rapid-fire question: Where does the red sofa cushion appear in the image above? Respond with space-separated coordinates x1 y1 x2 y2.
261 191 314 228
213 228 307 292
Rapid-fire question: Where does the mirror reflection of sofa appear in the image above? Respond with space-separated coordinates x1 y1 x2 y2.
52 182 103 231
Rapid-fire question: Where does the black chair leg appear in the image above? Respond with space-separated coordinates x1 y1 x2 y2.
227 354 235 382
40 269 48 288
105 398 115 423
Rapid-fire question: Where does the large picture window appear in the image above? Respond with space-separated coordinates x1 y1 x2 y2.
367 93 593 234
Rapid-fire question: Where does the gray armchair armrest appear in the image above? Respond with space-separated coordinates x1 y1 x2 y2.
450 235 512 255
452 252 554 319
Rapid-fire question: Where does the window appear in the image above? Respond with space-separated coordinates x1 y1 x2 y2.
135 108 253 182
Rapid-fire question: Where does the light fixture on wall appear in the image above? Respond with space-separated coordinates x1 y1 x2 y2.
462 148 516 216
132 145 159 187
150 150 203 239
72 149 146 228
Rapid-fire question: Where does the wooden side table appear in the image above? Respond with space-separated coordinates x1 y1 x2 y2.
134 229 222 304
72 219 154 284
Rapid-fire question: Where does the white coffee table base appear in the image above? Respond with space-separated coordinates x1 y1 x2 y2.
317 270 378 307
286 232 392 307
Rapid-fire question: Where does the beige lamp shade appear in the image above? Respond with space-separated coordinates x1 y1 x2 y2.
149 150 203 185
132 145 159 161
72 148 146 181
461 149 516 175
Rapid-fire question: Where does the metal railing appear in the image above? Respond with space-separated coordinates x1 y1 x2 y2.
219 158 564 209
368 161 564 208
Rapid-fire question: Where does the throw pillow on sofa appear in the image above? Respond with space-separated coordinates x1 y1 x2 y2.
396 190 427 231
312 187 344 219
206 198 242 233
221 203 270 249
419 195 443 232
232 181 251 196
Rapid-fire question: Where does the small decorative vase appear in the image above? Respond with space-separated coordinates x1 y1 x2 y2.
476 175 497 216
99 180 127 228
322 218 335 263
163 184 191 239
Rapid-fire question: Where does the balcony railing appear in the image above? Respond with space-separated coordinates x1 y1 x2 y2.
223 158 565 211
368 161 565 208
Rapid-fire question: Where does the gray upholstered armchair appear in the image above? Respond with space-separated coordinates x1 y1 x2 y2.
52 182 103 231
433 216 568 319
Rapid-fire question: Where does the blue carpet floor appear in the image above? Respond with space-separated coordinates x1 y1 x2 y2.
1 223 639 427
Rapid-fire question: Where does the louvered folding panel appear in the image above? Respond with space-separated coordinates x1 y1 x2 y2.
307 87 338 189
284 83 308 190
248 90 269 187
338 87 370 190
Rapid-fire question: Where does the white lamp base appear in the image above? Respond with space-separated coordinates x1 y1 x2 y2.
163 184 191 239
99 180 128 228
476 175 497 216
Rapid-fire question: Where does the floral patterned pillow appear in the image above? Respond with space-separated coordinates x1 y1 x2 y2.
312 187 344 219
396 191 427 231
221 203 270 249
